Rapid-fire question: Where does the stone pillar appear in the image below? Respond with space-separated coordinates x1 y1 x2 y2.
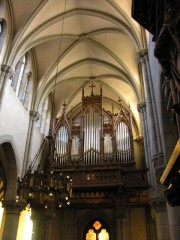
151 198 171 240
0 64 14 108
138 102 155 186
44 211 56 240
138 51 159 156
167 204 180 240
31 208 55 240
31 208 45 240
1 200 25 240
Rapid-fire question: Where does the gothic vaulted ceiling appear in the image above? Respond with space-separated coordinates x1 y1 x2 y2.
5 0 147 133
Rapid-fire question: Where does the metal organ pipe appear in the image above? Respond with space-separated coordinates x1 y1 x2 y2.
83 105 101 165
115 122 132 163
55 126 68 165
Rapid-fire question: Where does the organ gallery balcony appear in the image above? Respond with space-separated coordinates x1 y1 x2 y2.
57 164 149 207
60 166 149 191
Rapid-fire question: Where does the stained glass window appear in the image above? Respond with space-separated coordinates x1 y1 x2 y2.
85 220 109 240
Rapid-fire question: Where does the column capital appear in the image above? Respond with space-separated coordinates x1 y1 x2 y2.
150 198 167 212
30 110 40 121
137 101 146 113
134 135 144 144
1 64 15 79
26 71 32 78
2 200 26 214
137 49 148 63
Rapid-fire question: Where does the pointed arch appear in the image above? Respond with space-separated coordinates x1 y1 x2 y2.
77 210 115 240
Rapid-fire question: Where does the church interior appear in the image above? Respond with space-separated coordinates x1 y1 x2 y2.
0 0 180 240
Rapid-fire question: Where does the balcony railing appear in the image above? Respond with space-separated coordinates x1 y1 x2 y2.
61 166 149 190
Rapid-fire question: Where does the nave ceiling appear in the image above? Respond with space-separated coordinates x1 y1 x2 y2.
4 0 147 132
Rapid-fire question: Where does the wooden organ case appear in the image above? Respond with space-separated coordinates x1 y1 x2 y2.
52 85 149 207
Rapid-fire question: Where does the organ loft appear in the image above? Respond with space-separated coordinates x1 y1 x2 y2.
33 83 149 239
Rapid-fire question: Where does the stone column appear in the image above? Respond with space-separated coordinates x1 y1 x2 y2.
44 211 56 240
151 198 171 240
31 208 45 240
1 200 25 240
139 50 165 167
137 102 155 186
167 204 180 240
138 51 159 156
0 64 14 108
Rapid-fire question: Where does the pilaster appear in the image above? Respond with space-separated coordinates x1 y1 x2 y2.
31 208 45 240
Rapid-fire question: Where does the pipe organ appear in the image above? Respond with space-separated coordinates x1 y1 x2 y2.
53 85 134 167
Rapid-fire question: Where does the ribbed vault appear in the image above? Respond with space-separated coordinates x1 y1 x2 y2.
5 0 147 135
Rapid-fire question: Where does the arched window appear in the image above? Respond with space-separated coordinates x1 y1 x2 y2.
11 55 32 109
15 56 26 96
0 19 7 55
37 98 51 136
84 219 110 240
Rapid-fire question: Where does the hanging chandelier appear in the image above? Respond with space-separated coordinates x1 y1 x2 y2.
16 136 73 209
16 0 72 209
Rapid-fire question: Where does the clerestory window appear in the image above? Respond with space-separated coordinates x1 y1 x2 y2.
11 55 32 109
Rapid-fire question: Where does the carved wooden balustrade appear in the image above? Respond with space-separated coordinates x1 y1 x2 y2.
60 166 149 192
54 165 149 205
